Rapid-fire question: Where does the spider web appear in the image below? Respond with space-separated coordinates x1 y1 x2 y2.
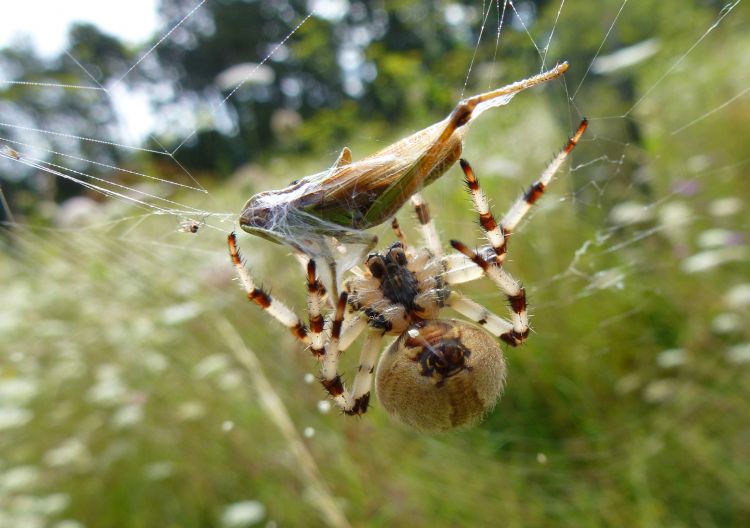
1 1 748 526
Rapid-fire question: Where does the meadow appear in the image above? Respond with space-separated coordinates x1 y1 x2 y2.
1 2 749 527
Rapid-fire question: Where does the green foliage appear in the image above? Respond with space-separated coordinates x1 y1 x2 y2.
2 1 750 526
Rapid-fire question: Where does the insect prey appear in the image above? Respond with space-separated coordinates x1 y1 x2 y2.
238 62 570 293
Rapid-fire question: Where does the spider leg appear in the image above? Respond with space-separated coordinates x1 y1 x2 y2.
339 313 367 352
442 252 488 285
320 293 352 410
450 240 529 346
390 217 409 248
306 260 327 358
411 192 442 257
445 291 522 346
499 119 588 238
347 329 385 415
460 159 508 263
320 292 381 415
228 232 310 344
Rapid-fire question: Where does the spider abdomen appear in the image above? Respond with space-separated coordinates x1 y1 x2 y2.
375 319 506 432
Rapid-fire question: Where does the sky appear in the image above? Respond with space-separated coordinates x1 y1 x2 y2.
1 0 159 57
1 1 161 141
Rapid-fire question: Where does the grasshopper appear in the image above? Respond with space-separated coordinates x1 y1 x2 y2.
238 62 570 293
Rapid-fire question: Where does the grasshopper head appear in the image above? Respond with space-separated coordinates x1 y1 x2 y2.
239 192 287 245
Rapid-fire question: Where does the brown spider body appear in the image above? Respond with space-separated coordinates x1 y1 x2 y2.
342 243 505 430
377 320 506 432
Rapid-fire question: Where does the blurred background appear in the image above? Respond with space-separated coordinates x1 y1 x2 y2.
1 0 749 526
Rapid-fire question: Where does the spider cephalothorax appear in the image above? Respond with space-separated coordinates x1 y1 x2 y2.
229 119 587 431
346 242 449 334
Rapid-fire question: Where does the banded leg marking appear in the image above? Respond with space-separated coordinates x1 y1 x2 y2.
228 232 309 344
411 192 442 257
501 119 588 234
450 240 529 346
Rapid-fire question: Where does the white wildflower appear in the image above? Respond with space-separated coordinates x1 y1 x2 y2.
193 354 230 379
0 407 33 430
43 438 91 469
643 379 678 403
144 462 174 481
708 197 742 217
218 371 243 391
725 283 750 309
176 401 206 422
726 343 750 364
696 228 740 249
52 520 85 528
0 378 37 405
0 466 40 492
680 247 748 273
711 313 741 334
142 351 169 374
162 302 202 325
609 201 653 226
221 501 266 527
87 364 128 406
112 404 143 429
657 201 692 240
656 348 686 368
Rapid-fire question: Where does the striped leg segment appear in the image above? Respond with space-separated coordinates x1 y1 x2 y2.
411 192 442 257
320 292 352 410
228 232 309 344
347 330 384 415
390 217 409 248
450 240 529 346
501 119 588 234
460 159 508 263
306 260 327 358
318 294 384 415
446 291 516 339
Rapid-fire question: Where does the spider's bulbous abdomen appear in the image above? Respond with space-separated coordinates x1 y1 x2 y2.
375 319 506 432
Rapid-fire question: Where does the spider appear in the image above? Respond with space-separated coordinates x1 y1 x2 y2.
228 119 587 432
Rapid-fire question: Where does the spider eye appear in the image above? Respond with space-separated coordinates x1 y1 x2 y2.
388 245 408 266
366 256 386 278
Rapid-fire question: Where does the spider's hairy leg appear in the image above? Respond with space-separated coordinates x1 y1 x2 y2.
411 192 442 257
228 232 310 344
460 159 509 263
390 217 409 248
339 311 367 351
501 119 588 234
306 260 327 358
445 291 516 341
320 292 352 410
450 240 529 346
347 330 385 415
